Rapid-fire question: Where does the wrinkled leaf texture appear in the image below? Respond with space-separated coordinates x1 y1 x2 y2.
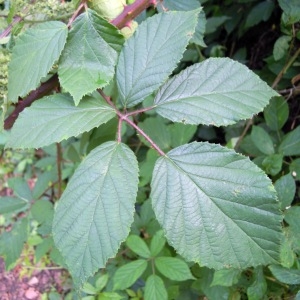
151 142 282 269
53 142 139 287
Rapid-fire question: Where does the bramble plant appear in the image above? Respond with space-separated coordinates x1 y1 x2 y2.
1 0 300 298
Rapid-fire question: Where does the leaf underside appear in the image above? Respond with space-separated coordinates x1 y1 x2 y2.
154 58 278 126
151 142 282 269
8 21 68 102
7 94 115 149
58 9 124 105
116 10 199 108
52 142 139 287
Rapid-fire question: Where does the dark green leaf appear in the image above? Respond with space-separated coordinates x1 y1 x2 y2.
58 9 124 105
273 36 292 61
269 265 300 285
264 96 289 131
169 123 197 148
155 257 195 281
290 158 300 180
116 10 199 108
53 142 139 287
126 235 151 258
275 173 296 209
279 126 300 156
113 259 147 290
247 267 267 300
144 275 168 300
155 58 278 126
251 126 274 155
0 197 27 214
262 154 283 176
8 21 68 102
151 142 282 269
245 1 274 29
7 94 115 149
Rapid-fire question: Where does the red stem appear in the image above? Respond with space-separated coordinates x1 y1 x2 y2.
112 0 157 29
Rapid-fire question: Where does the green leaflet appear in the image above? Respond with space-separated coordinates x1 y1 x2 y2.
116 10 199 108
7 93 115 149
151 142 282 269
154 58 278 126
0 197 27 214
52 142 139 287
8 21 68 102
154 257 195 281
144 275 168 300
113 259 147 290
278 126 300 156
58 9 124 105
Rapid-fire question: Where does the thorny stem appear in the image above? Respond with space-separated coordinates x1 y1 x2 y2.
98 90 166 156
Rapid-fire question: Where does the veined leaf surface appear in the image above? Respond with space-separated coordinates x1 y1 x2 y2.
151 142 282 269
7 94 115 149
58 9 124 105
8 21 68 102
154 58 278 126
53 141 139 287
116 10 199 108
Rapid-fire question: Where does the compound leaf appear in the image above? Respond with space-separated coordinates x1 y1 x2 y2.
7 93 115 149
52 142 139 287
116 10 199 108
8 21 68 102
151 142 282 269
154 58 278 126
58 9 124 105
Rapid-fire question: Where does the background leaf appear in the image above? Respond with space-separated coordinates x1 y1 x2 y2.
154 58 278 126
151 142 282 269
126 235 151 258
211 269 241 287
8 21 67 102
58 9 124 105
150 230 166 257
278 126 300 156
251 126 274 155
0 197 27 214
113 259 147 290
116 10 199 108
144 274 168 300
7 93 115 149
247 267 267 300
274 173 296 209
155 257 195 281
53 142 139 287
269 265 300 285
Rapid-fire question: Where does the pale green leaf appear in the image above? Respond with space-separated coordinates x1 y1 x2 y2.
156 0 206 47
278 0 300 23
7 94 115 149
0 196 27 214
52 142 139 287
155 257 195 281
151 142 282 269
251 126 274 155
8 177 32 201
113 259 147 290
154 58 278 126
116 10 199 108
150 230 166 257
8 21 68 102
126 235 151 258
58 9 124 105
279 126 300 156
144 275 168 300
211 269 241 287
0 218 28 269
269 265 300 285
280 236 294 268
